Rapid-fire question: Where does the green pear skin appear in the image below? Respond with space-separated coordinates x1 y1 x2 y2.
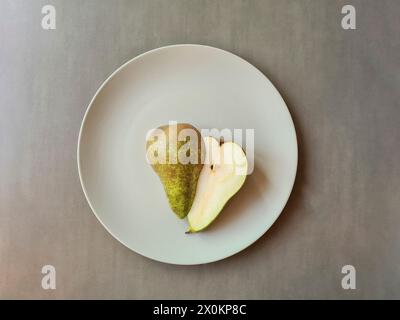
146 123 204 219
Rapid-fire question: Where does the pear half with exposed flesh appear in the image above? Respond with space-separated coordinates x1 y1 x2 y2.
187 136 248 233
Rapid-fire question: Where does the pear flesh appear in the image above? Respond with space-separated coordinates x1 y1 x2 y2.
187 136 248 232
146 123 204 219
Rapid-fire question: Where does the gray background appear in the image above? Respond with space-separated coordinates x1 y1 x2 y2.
1 0 399 299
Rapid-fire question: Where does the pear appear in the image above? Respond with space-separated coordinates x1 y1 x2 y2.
187 136 248 232
146 123 204 219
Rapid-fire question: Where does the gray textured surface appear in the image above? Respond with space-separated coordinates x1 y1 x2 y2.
1 0 399 299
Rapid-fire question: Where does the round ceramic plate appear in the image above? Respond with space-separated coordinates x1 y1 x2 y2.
78 45 297 265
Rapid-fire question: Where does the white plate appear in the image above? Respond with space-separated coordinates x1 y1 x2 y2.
78 45 297 265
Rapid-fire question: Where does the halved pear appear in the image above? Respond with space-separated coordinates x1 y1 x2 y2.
187 136 248 233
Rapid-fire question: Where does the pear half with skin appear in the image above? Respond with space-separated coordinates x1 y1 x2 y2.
187 136 248 233
146 123 204 219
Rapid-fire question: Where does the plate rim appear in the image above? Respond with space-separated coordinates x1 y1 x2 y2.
77 44 298 265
